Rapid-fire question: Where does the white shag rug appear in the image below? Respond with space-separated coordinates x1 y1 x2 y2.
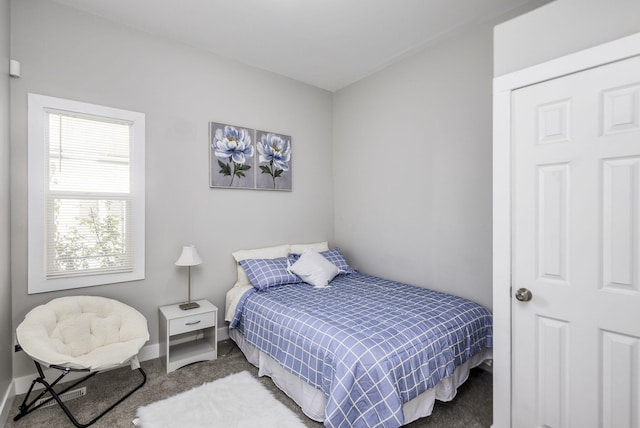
134 371 308 428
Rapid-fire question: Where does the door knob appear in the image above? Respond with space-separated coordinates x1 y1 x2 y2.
515 288 532 302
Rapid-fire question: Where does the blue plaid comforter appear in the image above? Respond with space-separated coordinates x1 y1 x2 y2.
230 272 492 428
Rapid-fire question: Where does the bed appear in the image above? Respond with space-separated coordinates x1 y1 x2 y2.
225 242 493 428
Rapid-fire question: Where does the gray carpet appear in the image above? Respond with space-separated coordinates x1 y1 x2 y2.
5 340 492 427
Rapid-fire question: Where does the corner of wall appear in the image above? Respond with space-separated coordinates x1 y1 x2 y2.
0 379 14 428
1 0 14 420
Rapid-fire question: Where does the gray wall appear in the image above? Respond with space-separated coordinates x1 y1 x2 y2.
1 0 13 405
332 22 496 309
494 0 640 76
10 0 334 377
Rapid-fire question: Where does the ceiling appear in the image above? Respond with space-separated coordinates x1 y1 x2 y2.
51 0 546 92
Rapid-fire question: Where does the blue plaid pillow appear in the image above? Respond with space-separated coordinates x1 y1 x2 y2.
321 248 355 274
239 257 300 290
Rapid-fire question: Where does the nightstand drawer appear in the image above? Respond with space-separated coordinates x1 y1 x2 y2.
169 312 215 335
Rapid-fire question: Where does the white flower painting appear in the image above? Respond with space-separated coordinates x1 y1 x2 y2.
256 131 292 190
209 122 292 191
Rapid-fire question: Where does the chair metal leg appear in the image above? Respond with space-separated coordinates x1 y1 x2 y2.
13 360 147 428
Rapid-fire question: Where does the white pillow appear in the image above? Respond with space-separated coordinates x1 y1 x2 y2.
290 241 329 254
232 244 291 286
288 249 339 288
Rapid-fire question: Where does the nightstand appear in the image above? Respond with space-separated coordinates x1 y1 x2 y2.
159 299 218 373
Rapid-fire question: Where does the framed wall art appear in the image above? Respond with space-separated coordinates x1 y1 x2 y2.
209 122 292 191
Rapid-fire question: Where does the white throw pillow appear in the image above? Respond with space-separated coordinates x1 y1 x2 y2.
288 249 339 288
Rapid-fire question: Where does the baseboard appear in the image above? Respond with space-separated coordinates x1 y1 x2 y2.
13 325 229 395
0 379 15 427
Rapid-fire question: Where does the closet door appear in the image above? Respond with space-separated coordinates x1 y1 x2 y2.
511 54 640 428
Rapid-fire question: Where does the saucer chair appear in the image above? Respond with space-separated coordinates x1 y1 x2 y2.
14 296 150 427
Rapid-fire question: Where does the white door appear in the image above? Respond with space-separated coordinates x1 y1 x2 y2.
512 54 640 428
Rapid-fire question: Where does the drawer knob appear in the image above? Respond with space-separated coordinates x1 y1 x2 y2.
185 320 201 326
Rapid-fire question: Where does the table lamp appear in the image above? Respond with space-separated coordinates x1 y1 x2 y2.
175 245 202 310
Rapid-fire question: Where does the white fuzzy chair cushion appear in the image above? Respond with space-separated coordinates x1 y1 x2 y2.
16 296 149 371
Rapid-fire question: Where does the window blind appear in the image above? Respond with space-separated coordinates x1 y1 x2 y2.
45 110 134 278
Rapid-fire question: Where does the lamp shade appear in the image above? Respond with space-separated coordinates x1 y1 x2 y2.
175 245 202 266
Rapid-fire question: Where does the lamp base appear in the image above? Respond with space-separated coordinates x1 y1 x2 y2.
179 301 200 310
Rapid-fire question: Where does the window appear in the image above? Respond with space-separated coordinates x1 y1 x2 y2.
28 94 145 293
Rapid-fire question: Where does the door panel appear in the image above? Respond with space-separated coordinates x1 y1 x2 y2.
602 331 640 428
602 157 639 291
512 55 640 428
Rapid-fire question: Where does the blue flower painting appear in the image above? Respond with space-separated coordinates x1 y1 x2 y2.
209 122 292 191
256 130 292 190
210 122 255 188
